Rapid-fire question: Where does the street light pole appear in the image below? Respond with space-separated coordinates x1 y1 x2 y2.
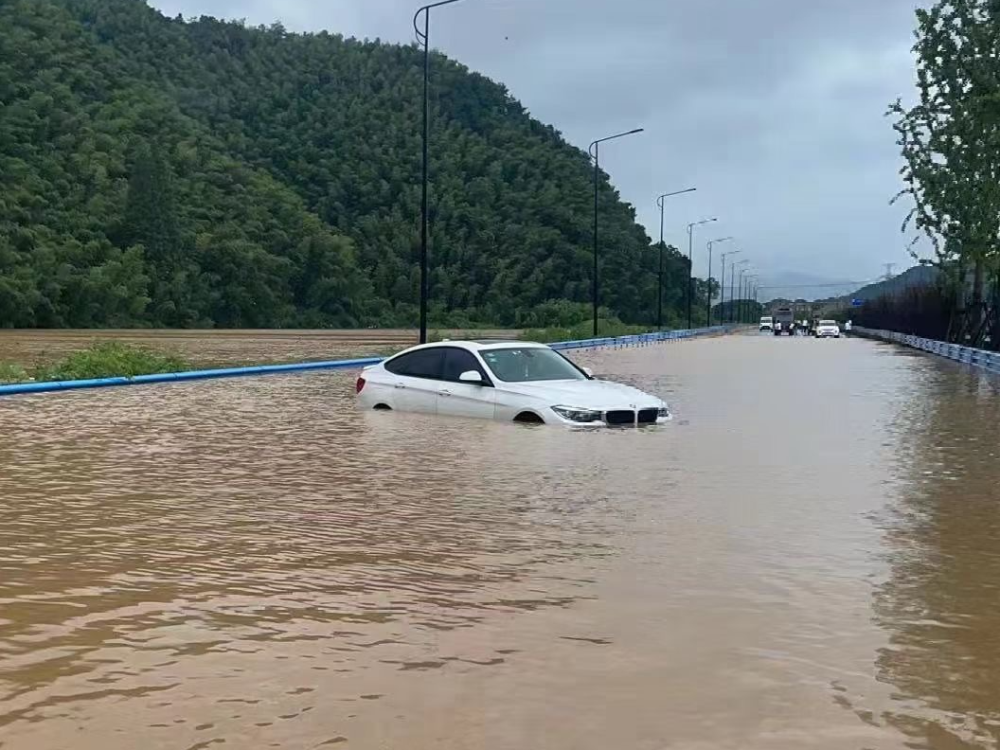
414 0 465 344
686 218 717 329
589 128 644 338
731 259 749 325
705 236 733 326
738 268 751 324
655 188 696 330
720 249 741 326
743 275 756 324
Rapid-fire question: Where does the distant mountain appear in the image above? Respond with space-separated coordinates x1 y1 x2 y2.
843 265 939 302
1 0 688 329
757 272 863 303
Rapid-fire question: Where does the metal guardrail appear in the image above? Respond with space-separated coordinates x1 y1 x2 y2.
0 325 739 398
550 325 735 352
855 327 1000 375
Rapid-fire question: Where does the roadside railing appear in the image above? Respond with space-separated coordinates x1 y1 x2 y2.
550 325 736 352
0 325 739 398
854 327 1000 375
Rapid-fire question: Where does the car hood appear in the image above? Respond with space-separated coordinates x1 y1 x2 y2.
497 379 663 409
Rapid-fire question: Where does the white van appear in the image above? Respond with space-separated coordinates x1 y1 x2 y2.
759 316 774 332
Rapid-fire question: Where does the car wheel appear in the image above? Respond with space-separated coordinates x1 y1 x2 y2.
514 412 544 424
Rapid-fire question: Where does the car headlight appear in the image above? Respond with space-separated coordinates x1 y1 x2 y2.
657 407 670 419
552 406 603 423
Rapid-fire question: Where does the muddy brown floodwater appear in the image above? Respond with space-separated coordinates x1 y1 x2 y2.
0 329 517 368
2 333 1000 750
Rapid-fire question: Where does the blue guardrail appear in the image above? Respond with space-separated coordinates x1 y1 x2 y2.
0 325 736 398
855 327 1000 375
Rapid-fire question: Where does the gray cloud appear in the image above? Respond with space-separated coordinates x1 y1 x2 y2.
151 0 926 288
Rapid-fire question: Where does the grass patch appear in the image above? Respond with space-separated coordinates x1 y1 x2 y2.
0 362 29 385
521 318 650 344
0 343 189 385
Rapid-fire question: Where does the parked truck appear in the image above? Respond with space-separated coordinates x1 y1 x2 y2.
772 306 795 336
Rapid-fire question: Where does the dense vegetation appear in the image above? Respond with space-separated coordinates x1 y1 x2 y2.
854 284 956 340
712 299 763 324
890 0 1000 346
0 0 702 330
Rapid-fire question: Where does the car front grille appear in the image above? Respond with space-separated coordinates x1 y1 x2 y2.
637 408 658 424
604 410 635 425
603 409 659 426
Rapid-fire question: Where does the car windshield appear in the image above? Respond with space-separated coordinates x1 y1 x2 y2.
479 347 586 383
820 320 837 325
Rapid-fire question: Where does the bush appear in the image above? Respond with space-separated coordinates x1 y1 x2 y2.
34 343 188 381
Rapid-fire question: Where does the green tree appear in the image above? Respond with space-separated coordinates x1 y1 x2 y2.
890 0 1000 320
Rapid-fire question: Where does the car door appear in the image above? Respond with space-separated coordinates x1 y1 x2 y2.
438 348 497 420
383 348 445 414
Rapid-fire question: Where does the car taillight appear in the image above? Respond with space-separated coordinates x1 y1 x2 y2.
356 376 366 394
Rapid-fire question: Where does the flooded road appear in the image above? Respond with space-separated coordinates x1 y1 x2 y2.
2 334 1000 749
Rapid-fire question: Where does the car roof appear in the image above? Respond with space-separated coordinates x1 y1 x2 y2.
388 339 548 357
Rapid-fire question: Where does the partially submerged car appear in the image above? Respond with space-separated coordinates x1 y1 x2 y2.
356 340 670 426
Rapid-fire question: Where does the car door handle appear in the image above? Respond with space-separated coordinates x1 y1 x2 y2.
440 389 453 397
394 383 406 389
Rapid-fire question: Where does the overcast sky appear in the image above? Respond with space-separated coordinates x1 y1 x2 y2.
150 0 926 290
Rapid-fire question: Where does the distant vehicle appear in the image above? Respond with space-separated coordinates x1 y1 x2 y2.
814 320 841 339
772 306 795 336
759 316 774 332
356 340 671 427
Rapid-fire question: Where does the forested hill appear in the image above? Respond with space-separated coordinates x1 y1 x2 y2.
0 0 694 329
849 266 939 302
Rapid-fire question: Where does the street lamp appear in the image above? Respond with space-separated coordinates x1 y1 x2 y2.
655 188 696 330
590 128 644 337
705 236 733 326
686 217 717 329
743 274 758 324
738 268 753 324
414 0 466 344
720 249 742 326
731 259 749 324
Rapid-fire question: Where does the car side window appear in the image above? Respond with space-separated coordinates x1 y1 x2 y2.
442 348 488 384
385 348 445 380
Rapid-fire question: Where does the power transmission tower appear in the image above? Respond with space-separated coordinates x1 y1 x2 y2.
883 263 896 281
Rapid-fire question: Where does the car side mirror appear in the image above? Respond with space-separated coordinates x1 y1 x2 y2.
459 370 483 384
582 367 594 379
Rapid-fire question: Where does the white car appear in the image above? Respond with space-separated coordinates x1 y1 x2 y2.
814 320 841 338
356 340 670 426
759 316 774 332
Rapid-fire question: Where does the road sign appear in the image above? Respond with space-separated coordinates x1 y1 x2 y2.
851 298 864 307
